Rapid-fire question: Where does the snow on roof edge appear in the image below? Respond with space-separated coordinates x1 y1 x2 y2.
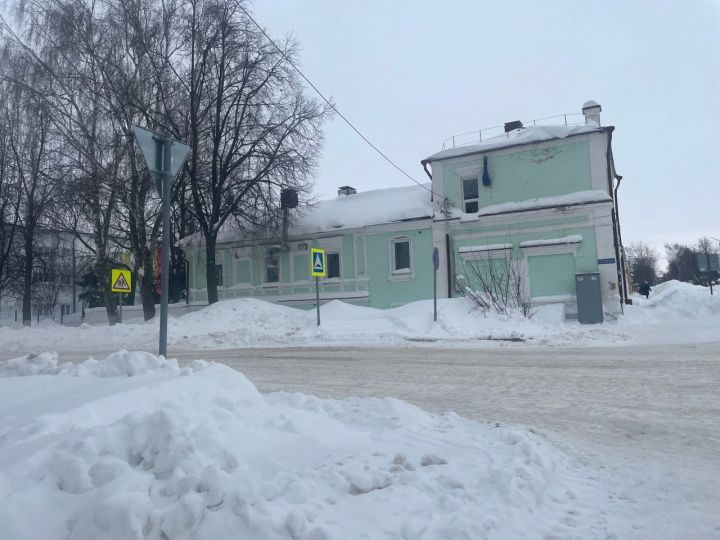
424 124 606 163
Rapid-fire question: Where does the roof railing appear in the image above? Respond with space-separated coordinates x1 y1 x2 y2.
441 113 587 150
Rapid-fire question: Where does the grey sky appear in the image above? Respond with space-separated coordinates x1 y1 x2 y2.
254 0 720 261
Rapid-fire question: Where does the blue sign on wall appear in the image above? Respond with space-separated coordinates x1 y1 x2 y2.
598 258 616 265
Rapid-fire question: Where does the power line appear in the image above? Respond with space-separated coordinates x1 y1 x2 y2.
236 4 439 198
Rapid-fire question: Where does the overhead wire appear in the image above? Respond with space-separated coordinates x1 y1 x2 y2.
236 4 441 199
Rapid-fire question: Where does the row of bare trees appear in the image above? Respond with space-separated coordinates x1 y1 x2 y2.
0 0 329 325
625 238 719 289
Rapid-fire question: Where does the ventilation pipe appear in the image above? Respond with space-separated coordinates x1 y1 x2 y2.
280 188 299 250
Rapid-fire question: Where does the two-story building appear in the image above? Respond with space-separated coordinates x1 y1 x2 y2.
185 101 627 319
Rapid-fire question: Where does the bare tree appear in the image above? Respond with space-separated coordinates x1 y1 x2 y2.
625 242 659 289
148 0 330 304
0 103 22 297
458 250 534 318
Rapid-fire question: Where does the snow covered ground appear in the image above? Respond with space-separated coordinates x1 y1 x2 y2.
1 351 616 540
1 280 718 358
0 281 718 539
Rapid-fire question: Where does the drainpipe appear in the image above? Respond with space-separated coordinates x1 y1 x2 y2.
605 128 627 310
422 159 453 297
422 160 433 202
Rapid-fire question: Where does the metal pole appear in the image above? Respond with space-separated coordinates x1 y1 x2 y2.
118 293 123 323
433 266 437 322
159 139 172 357
316 276 320 326
72 238 76 313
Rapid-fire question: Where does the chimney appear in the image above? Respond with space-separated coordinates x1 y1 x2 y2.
504 120 524 133
337 185 357 197
582 100 602 126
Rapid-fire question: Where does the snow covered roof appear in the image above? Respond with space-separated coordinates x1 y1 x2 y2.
454 190 612 222
290 183 433 236
424 124 604 163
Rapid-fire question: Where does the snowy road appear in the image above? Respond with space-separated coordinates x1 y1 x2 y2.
6 342 720 537
184 343 720 539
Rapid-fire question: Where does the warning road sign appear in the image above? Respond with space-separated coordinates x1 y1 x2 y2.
111 269 132 293
310 248 326 277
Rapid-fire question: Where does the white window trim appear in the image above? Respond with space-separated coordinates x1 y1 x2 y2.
458 243 513 261
462 177 480 213
389 236 414 280
520 238 582 257
263 250 281 286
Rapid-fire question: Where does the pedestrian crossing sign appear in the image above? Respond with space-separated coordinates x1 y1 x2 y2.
310 248 326 277
111 268 132 293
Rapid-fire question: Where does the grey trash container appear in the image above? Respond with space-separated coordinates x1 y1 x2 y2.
575 272 603 324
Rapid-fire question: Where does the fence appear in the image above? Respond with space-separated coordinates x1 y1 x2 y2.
441 113 586 150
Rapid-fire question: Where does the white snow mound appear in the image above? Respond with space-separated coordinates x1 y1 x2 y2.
0 351 613 539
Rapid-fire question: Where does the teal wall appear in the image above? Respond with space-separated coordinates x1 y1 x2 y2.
442 139 591 212
365 228 433 307
454 224 599 298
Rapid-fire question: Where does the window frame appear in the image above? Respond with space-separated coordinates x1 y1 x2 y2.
462 177 479 213
326 251 341 280
264 251 280 285
389 236 413 280
215 264 224 288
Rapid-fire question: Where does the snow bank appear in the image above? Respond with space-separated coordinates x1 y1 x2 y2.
0 350 181 378
0 296 639 355
0 351 613 539
1 280 719 356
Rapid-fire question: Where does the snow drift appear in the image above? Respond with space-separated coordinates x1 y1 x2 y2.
0 351 614 539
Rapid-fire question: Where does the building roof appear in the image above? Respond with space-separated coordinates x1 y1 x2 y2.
423 124 605 163
291 183 433 235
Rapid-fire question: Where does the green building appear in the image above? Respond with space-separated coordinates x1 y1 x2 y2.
185 101 627 319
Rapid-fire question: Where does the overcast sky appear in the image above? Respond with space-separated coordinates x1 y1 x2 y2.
253 0 720 262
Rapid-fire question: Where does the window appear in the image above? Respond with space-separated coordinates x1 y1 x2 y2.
391 237 412 275
265 252 279 283
462 178 479 213
327 253 341 279
215 264 224 287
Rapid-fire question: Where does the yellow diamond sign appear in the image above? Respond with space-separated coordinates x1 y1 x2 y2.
111 268 132 293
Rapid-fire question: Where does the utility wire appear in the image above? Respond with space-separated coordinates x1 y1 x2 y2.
237 4 440 198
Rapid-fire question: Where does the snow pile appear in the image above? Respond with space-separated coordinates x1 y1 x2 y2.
0 351 614 539
629 279 720 319
0 350 181 378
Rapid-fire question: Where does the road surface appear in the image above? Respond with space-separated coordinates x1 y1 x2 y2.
4 342 720 537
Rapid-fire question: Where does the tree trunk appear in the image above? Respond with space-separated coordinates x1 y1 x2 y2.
22 242 32 326
205 236 218 304
140 247 156 320
98 257 121 325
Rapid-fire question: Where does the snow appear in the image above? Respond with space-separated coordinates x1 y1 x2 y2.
424 124 604 162
1 280 719 356
291 183 433 235
0 351 617 539
519 234 583 248
455 190 611 221
458 243 512 253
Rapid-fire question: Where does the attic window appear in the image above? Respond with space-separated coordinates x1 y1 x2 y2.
462 178 479 213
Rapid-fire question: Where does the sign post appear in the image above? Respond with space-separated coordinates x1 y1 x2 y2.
111 268 132 324
133 126 190 357
310 247 326 326
432 247 440 322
